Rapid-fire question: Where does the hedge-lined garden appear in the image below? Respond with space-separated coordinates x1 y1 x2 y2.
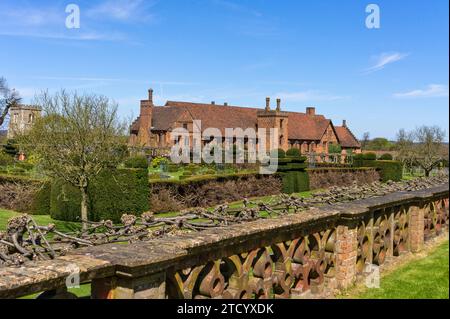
0 149 405 221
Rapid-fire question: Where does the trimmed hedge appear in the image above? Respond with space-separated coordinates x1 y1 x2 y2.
281 171 309 194
379 153 393 160
353 159 402 182
286 148 301 158
276 148 286 159
363 152 377 160
51 168 149 223
124 156 148 169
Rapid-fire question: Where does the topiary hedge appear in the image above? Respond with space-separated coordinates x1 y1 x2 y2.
51 168 149 223
363 152 377 160
281 171 309 194
353 159 402 182
124 156 149 169
286 148 301 158
379 153 393 160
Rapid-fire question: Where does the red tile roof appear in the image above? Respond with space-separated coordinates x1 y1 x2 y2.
132 100 359 145
335 126 361 148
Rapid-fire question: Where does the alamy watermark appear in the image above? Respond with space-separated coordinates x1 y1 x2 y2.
364 263 380 288
365 4 380 29
169 120 279 174
65 4 80 29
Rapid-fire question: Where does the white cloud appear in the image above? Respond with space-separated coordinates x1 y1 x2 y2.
394 84 449 98
87 0 156 22
363 52 409 74
275 90 349 102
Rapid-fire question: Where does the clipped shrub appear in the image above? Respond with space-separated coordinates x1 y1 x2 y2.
353 159 402 182
286 148 301 158
363 152 377 160
275 148 286 159
281 171 310 193
372 160 403 182
51 168 149 223
124 155 148 169
167 164 178 172
379 153 393 160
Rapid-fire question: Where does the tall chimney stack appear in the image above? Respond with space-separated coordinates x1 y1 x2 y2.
276 98 281 112
148 89 153 104
342 119 347 127
265 97 270 111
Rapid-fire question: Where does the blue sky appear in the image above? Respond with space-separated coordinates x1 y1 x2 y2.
0 0 448 140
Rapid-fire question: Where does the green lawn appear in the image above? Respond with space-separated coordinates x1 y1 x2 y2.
343 241 449 299
0 209 81 233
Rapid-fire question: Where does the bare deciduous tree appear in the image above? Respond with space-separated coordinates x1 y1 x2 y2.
0 77 21 128
19 90 127 230
396 126 448 177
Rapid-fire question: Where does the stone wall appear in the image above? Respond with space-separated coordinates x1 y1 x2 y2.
149 174 283 212
0 183 447 299
307 167 380 189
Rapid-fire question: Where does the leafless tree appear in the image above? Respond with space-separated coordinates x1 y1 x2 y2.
396 126 448 177
19 90 127 230
361 132 370 150
0 77 21 128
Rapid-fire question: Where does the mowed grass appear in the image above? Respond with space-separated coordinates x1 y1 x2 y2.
344 241 449 299
0 209 81 234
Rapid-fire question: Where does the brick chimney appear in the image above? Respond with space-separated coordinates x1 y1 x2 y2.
306 107 315 116
265 97 270 111
140 88 153 125
148 89 153 104
276 98 281 112
342 119 347 127
137 88 154 146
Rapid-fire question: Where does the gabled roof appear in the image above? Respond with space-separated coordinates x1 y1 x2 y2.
335 126 361 148
132 100 358 144
286 112 330 141
164 101 258 134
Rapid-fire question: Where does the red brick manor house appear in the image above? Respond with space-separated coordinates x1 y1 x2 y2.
129 89 361 155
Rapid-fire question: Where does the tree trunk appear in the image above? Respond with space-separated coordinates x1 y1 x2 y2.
425 169 431 177
80 187 89 231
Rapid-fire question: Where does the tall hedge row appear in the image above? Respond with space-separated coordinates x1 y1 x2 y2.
353 159 402 182
277 156 310 193
50 168 149 223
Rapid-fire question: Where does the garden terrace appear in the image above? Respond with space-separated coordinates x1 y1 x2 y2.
0 182 447 299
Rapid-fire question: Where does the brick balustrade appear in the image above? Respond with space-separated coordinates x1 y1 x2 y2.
0 184 448 299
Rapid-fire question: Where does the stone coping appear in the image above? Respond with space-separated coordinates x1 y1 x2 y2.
0 183 447 299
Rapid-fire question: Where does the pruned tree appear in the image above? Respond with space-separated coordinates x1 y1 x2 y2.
0 77 21 128
396 126 448 177
19 90 127 230
395 128 415 172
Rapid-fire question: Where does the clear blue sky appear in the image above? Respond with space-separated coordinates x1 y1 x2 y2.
0 0 448 140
